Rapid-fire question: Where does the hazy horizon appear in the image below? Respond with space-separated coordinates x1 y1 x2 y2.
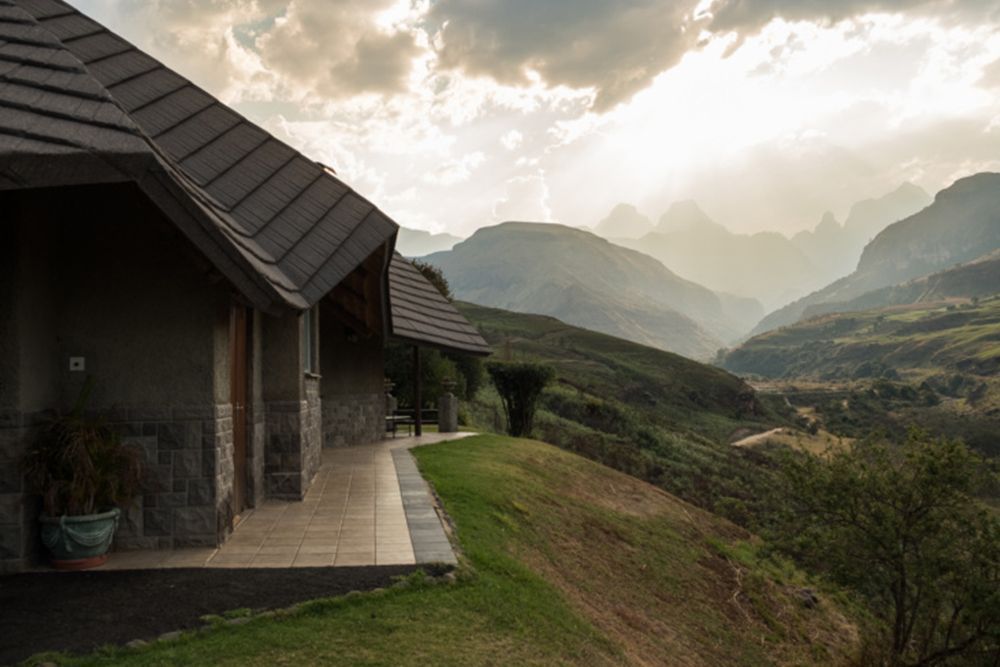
76 0 1000 238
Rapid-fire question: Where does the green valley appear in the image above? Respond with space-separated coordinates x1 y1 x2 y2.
456 301 787 522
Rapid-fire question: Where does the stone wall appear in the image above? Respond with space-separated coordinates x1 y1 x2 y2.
302 378 322 485
322 393 384 447
319 307 386 449
0 403 230 571
210 404 235 542
111 404 229 550
264 400 306 499
0 413 40 574
263 380 322 501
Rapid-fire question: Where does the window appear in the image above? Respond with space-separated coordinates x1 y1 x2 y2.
302 305 319 375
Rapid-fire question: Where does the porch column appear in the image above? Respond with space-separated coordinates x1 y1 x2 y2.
412 345 422 436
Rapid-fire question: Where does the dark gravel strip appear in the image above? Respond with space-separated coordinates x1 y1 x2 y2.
0 564 419 665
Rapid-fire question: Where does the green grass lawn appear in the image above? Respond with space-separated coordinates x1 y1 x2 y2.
45 435 859 666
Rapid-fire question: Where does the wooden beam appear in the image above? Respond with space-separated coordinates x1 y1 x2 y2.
413 345 422 437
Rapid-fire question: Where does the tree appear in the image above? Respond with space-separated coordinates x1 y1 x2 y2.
410 259 484 399
766 431 1000 666
412 259 452 302
486 362 554 437
384 342 460 408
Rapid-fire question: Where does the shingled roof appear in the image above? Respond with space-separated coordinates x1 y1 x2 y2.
388 253 490 356
0 0 397 313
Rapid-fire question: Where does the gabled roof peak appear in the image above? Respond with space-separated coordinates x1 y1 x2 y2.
0 0 398 313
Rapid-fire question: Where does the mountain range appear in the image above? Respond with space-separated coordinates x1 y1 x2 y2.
597 185 929 311
753 173 1000 335
396 227 463 257
790 183 931 285
423 222 763 360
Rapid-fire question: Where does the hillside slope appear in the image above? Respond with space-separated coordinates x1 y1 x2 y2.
798 249 1000 321
723 296 1000 381
425 222 763 359
71 436 861 666
755 173 1000 334
458 302 787 516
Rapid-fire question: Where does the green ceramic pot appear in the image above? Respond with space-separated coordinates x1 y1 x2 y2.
39 508 120 568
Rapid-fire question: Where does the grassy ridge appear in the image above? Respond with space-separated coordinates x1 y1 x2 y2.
457 302 786 521
723 296 1000 381
56 436 860 666
721 296 1000 456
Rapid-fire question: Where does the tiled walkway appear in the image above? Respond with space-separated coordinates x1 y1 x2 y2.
95 432 473 571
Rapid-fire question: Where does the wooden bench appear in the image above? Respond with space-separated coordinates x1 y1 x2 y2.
385 415 413 438
385 409 440 437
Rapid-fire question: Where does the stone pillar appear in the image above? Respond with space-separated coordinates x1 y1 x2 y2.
438 393 458 433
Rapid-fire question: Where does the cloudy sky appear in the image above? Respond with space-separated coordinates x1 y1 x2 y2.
77 0 1000 237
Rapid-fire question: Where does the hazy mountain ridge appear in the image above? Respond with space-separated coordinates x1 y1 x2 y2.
790 183 931 283
396 227 464 257
615 201 818 310
595 185 930 312
592 203 653 239
798 249 1000 321
423 222 763 359
753 173 1000 335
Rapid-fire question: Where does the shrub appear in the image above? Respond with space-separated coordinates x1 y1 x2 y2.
486 362 554 437
765 430 1000 665
23 379 142 516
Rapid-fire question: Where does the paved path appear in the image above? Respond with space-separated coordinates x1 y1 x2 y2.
85 432 474 571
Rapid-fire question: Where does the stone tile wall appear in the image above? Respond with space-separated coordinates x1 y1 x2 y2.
322 392 384 448
302 378 322 489
0 404 232 571
211 404 235 543
263 380 322 501
112 404 229 551
264 400 306 499
0 411 41 574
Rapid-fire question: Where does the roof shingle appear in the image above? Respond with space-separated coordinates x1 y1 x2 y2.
0 0 398 313
388 253 490 356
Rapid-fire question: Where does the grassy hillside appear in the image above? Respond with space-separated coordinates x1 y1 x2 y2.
724 296 1000 380
798 249 1000 321
423 221 763 358
58 436 861 666
722 296 1000 454
457 302 787 521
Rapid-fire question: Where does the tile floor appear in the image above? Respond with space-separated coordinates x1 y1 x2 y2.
93 431 474 571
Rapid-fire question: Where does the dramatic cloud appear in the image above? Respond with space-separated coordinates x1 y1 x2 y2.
493 173 553 222
74 0 1000 239
256 0 421 98
707 0 1000 34
980 57 1000 88
423 152 487 186
428 0 705 111
500 130 523 151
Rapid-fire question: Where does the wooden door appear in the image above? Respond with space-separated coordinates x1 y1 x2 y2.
230 304 250 518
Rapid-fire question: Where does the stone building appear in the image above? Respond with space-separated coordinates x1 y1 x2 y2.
0 0 489 573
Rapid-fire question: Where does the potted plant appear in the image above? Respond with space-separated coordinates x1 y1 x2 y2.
23 380 142 570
